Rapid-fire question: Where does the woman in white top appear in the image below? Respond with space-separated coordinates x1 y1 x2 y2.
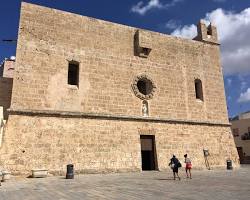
184 154 192 179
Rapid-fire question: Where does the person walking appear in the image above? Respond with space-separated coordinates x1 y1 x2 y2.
169 155 181 180
184 154 192 179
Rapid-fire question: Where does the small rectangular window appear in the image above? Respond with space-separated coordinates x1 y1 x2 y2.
68 62 79 86
195 79 203 101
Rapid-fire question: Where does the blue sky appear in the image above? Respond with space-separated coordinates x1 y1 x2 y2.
1 0 250 117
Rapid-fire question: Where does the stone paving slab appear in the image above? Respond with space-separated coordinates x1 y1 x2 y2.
1 166 250 200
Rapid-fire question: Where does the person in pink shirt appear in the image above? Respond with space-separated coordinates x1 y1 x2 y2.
184 154 192 179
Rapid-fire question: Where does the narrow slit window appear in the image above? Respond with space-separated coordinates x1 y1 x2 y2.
195 79 203 101
68 62 79 86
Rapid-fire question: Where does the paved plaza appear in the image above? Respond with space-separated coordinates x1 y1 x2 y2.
1 166 250 200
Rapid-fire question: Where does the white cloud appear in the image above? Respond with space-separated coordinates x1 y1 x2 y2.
131 0 162 15
238 75 248 91
171 24 197 39
171 8 250 75
131 0 183 15
227 78 232 86
164 19 181 30
241 81 247 91
238 88 250 103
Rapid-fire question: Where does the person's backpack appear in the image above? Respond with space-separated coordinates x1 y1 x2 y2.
177 162 182 168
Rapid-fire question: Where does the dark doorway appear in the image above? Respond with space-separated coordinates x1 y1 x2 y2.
237 147 244 164
140 135 157 170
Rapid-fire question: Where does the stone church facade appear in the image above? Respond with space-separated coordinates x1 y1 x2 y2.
0 2 239 175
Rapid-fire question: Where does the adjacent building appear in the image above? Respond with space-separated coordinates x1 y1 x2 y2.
0 57 14 145
0 56 15 79
231 111 250 164
0 2 239 175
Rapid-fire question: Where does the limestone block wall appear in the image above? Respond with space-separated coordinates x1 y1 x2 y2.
0 107 6 147
1 60 15 78
0 115 238 175
0 3 238 175
0 78 13 119
11 2 228 125
0 77 12 147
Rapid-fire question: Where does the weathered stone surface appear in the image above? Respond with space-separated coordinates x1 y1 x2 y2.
32 169 48 178
11 2 228 124
0 78 12 119
0 115 238 175
0 2 239 175
0 60 15 78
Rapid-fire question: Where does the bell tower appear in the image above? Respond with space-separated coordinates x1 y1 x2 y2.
194 20 219 45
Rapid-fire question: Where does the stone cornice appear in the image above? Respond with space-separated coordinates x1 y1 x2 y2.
8 108 231 127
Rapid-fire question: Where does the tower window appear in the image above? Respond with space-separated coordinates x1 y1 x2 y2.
68 62 79 86
207 28 212 36
195 79 203 101
207 25 213 38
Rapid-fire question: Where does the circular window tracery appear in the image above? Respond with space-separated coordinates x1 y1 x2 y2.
132 74 156 100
